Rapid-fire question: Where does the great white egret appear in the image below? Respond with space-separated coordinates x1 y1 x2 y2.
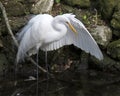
16 13 103 63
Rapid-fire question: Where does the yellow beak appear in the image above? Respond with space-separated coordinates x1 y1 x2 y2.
66 22 77 34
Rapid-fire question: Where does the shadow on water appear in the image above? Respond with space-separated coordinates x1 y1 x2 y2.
1 69 120 96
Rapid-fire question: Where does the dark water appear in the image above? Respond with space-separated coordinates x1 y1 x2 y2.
0 70 120 96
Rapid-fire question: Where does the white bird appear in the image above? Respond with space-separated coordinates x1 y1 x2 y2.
16 13 103 63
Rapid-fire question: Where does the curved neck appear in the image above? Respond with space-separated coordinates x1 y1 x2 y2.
52 16 67 35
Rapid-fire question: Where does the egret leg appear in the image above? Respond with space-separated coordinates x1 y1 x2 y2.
36 50 39 96
45 51 50 78
45 51 48 73
45 51 49 95
14 62 18 85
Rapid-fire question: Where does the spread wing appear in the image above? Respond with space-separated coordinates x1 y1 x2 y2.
41 13 103 60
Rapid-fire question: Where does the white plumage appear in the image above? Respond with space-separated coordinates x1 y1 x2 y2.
16 13 103 62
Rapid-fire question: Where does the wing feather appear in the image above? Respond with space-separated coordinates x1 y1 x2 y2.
70 15 103 60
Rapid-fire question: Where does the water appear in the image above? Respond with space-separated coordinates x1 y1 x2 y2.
0 69 120 96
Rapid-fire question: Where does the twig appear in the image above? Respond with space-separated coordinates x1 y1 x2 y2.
0 1 47 73
27 56 47 73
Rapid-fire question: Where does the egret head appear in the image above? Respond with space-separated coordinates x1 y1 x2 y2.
62 16 77 34
55 15 77 34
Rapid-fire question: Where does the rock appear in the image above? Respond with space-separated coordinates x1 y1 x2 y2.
27 0 37 3
91 0 117 20
31 0 54 14
0 16 28 35
90 25 112 47
107 39 120 61
111 18 120 30
0 53 8 74
112 30 120 38
4 0 26 16
0 39 3 48
9 16 28 32
91 0 120 31
90 53 120 73
61 4 75 13
63 0 90 8
111 3 120 30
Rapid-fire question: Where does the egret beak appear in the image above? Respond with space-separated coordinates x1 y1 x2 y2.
66 22 77 34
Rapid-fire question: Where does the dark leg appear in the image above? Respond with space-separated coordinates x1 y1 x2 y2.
45 51 49 95
36 50 39 96
45 51 48 73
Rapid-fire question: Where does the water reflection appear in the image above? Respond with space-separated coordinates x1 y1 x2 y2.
0 70 120 96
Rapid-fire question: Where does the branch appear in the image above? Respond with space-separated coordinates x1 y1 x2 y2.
0 1 18 46
0 1 47 73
